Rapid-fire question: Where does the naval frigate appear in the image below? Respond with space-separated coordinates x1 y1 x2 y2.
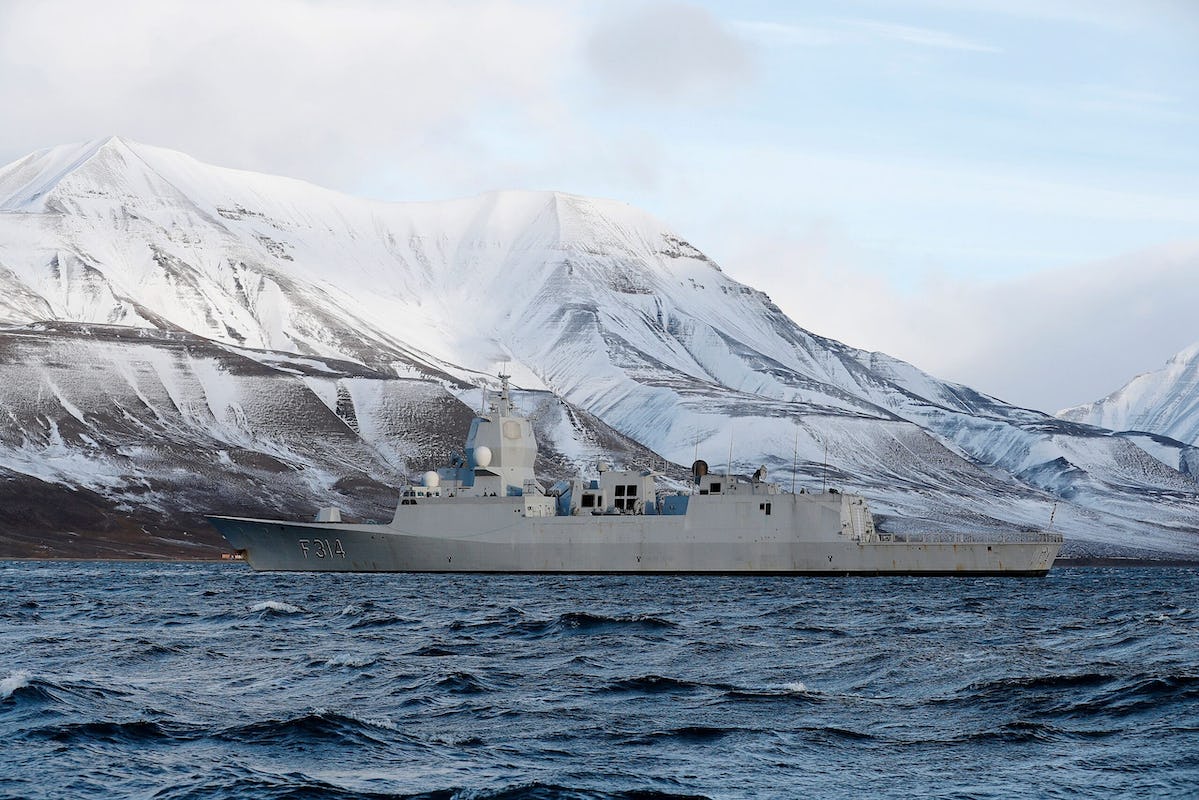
208 375 1062 574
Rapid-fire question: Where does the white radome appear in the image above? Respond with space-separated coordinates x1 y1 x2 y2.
474 446 492 467
422 471 440 488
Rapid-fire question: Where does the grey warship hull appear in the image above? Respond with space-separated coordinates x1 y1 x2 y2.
208 374 1062 575
209 494 1061 575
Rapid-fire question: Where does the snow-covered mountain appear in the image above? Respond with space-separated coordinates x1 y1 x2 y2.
1 137 1197 558
0 322 662 557
1058 342 1199 448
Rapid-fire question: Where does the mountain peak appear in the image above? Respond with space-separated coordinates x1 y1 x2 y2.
1168 341 1199 367
1058 340 1199 445
0 135 150 211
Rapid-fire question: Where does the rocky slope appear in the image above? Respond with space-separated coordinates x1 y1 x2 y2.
0 322 662 558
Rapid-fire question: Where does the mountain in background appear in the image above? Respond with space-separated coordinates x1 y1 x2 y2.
1059 342 1199 448
1 137 1196 559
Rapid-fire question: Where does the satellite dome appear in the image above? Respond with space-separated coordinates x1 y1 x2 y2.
474 446 492 467
423 471 440 488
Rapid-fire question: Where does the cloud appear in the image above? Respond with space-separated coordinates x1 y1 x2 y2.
0 0 576 194
732 20 840 48
922 0 1199 35
727 233 1199 414
733 17 999 53
585 2 752 102
840 19 1000 53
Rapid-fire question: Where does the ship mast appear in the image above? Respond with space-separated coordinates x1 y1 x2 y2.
496 372 513 417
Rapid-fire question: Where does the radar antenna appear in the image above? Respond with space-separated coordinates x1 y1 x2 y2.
496 372 513 417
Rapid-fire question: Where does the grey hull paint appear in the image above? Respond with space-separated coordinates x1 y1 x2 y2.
208 493 1061 575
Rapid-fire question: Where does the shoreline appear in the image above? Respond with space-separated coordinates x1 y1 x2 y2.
0 556 238 564
2 556 1197 568
1054 557 1199 568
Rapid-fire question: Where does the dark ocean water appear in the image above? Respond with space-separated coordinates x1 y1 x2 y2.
1 564 1196 800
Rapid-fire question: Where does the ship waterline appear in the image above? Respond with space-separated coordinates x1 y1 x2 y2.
208 375 1062 575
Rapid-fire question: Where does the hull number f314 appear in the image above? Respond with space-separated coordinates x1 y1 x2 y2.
298 538 346 559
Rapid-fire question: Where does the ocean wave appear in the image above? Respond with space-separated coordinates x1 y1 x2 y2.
606 675 715 694
955 671 1118 701
1078 673 1199 716
1 673 131 706
808 725 875 742
619 725 741 745
131 638 187 658
1 670 33 701
310 653 378 669
146 766 433 800
724 681 818 701
451 784 712 800
790 625 848 638
560 611 677 630
248 600 305 615
220 711 404 747
565 655 606 667
948 671 1199 718
150 776 710 800
32 718 194 745
348 613 418 629
951 720 1063 744
411 645 458 657
432 671 493 694
516 612 678 638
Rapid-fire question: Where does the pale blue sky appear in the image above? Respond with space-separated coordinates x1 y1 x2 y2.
1 0 1196 411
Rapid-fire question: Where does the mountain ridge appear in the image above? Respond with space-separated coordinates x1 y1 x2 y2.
1058 341 1199 447
0 137 1197 558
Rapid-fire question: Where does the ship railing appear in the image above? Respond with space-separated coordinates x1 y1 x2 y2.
876 531 1064 545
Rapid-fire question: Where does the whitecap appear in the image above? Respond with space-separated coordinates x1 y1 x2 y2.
782 681 809 694
324 653 375 668
249 600 304 614
1 670 31 700
363 716 398 731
